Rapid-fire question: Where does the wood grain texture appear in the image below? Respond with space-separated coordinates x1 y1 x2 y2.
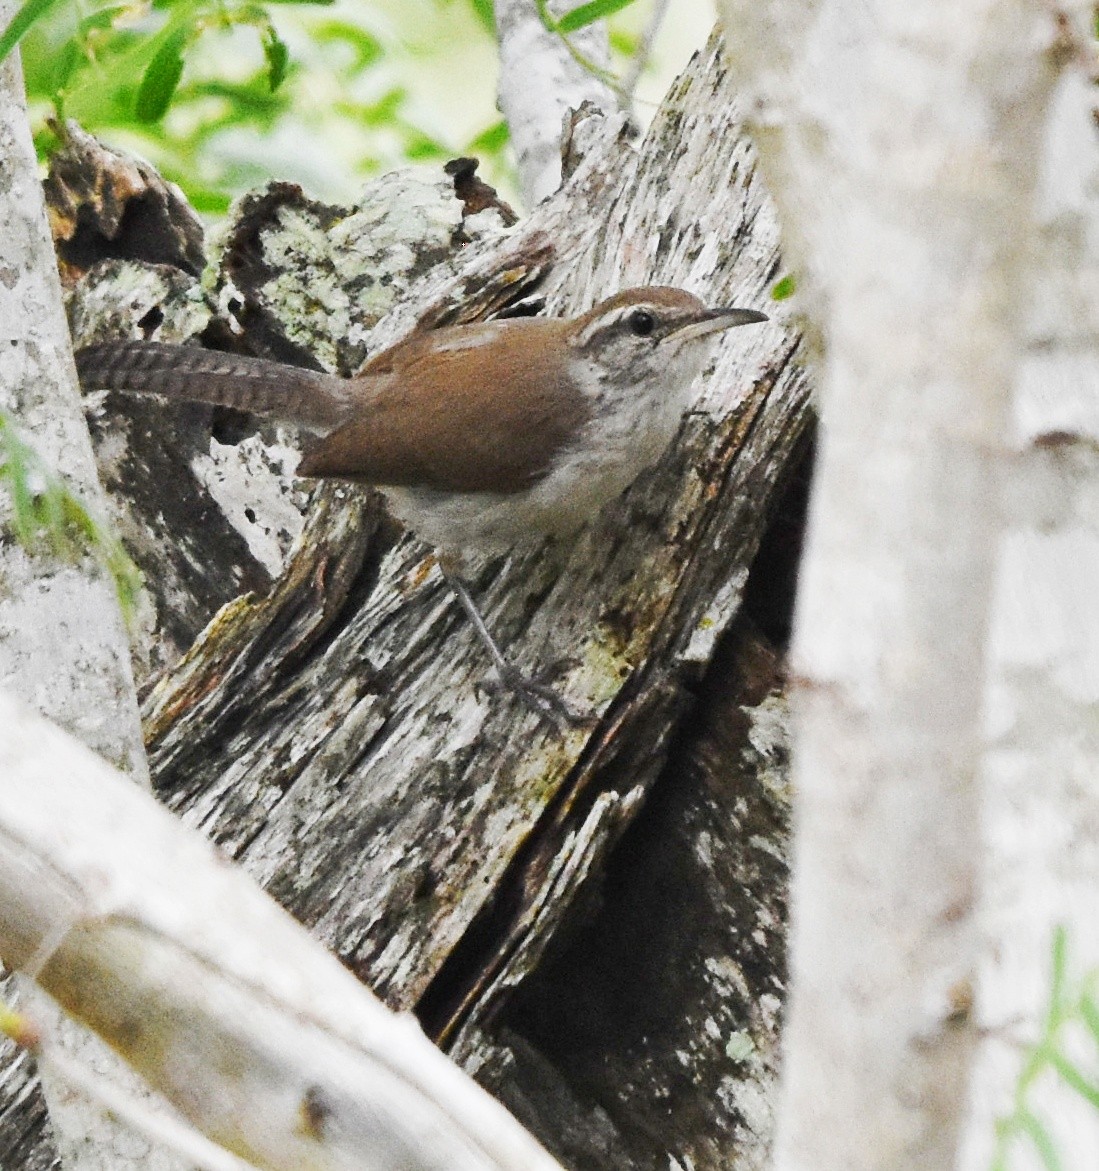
66 36 810 1171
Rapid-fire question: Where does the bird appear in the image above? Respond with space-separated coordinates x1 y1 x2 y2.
77 286 767 721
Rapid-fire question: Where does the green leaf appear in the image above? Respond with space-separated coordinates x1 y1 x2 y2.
608 26 639 55
1018 1109 1064 1171
1049 1051 1099 1109
467 0 494 32
181 185 231 215
467 118 508 155
402 128 449 161
32 33 79 95
78 5 128 34
0 419 38 548
32 121 64 160
37 481 73 556
0 411 143 622
262 24 288 91
0 0 66 65
1079 989 1099 1044
135 25 189 122
556 0 638 33
533 0 555 32
1047 924 1069 1028
360 86 405 126
312 19 382 70
771 274 797 300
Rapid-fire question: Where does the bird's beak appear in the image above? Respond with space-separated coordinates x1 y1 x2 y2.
672 307 769 342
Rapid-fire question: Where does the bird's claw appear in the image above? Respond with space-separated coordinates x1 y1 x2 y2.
478 664 591 729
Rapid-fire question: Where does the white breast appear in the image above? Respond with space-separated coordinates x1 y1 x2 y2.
383 342 710 557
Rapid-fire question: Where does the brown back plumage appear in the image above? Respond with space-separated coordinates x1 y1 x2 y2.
298 317 592 494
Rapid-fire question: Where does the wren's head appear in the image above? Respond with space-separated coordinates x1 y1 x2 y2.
567 287 768 405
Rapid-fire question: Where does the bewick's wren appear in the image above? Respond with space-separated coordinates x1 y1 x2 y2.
77 286 766 719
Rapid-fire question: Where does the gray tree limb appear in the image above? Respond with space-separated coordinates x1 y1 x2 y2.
494 0 614 205
0 692 565 1171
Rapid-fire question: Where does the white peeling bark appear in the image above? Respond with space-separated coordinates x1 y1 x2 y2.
0 691 563 1171
0 18 145 780
715 2 1070 1170
0 20 182 1171
959 62 1099 1171
494 0 613 206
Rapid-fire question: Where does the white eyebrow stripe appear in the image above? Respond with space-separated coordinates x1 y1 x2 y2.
570 305 656 348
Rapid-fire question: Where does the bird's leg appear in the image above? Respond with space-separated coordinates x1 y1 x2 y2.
439 564 582 727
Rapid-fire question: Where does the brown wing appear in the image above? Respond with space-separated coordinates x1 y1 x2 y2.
298 319 591 493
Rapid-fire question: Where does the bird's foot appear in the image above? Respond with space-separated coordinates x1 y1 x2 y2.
479 663 592 729
442 566 593 729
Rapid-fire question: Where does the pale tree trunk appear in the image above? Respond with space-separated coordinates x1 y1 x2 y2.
50 37 808 1171
0 0 145 773
960 61 1099 1171
0 19 191 1171
716 1 1095 1170
0 692 565 1171
493 0 613 205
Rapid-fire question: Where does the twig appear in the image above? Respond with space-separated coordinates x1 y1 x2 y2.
622 0 672 107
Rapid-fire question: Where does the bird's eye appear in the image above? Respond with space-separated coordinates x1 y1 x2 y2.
628 309 656 337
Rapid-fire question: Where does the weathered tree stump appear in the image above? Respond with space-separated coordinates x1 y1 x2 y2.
3 36 812 1171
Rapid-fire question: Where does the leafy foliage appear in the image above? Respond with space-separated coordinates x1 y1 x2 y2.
3 0 677 212
11 0 515 212
530 0 648 100
0 411 143 622
992 927 1099 1171
463 0 493 32
0 0 65 63
135 22 193 123
535 0 641 35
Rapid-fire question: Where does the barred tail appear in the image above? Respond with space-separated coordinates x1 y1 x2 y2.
75 341 352 431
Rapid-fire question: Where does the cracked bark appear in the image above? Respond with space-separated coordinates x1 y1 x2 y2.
20 37 812 1171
